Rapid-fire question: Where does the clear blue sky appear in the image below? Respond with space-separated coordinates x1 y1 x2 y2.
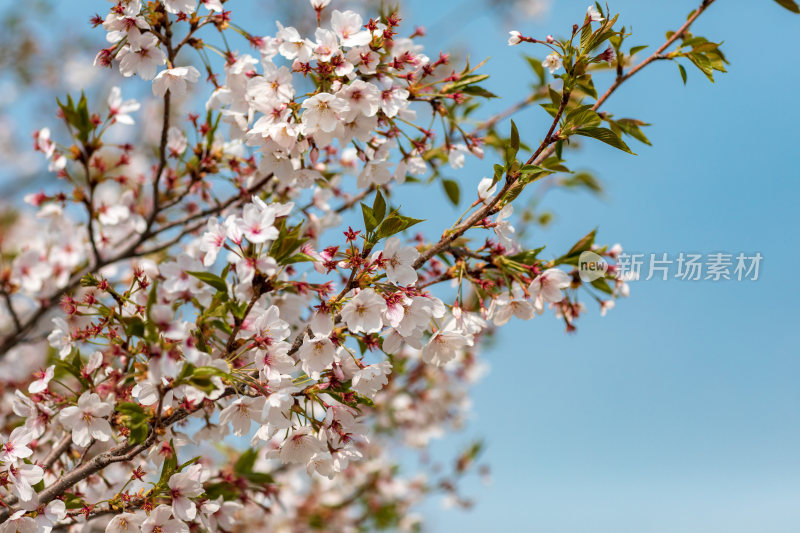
4 0 799 531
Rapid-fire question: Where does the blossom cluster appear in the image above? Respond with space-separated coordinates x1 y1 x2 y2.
0 0 647 531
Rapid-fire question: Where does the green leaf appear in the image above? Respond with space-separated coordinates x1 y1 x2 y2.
355 394 375 407
63 494 87 510
677 63 688 84
616 118 652 146
361 203 379 233
555 228 598 265
509 120 520 153
518 164 552 185
269 221 309 264
442 179 460 206
283 252 316 264
234 448 258 477
186 365 228 393
774 0 800 13
441 73 490 94
461 85 498 99
121 317 145 338
580 23 593 51
591 277 614 295
508 246 546 265
566 105 602 129
186 271 227 293
158 440 178 486
687 53 715 82
57 92 93 144
204 482 239 501
574 127 636 155
567 228 597 257
562 172 604 194
372 190 386 224
375 214 424 240
575 77 598 99
115 402 150 444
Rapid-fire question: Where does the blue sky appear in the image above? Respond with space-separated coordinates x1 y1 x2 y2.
3 0 799 531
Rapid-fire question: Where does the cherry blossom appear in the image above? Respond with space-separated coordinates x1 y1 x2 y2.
422 326 473 367
489 286 536 326
341 289 388 334
301 92 350 134
152 66 201 98
105 512 145 533
0 427 34 463
7 463 43 503
118 33 166 80
297 334 336 379
47 317 73 358
375 237 420 286
529 268 572 303
587 5 604 22
141 505 189 533
58 392 114 447
107 86 140 125
279 426 326 465
542 52 563 73
27 365 54 394
352 361 392 398
331 10 372 47
167 464 206 521
164 0 196 15
494 204 516 248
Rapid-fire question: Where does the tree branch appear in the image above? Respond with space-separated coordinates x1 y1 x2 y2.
411 0 717 275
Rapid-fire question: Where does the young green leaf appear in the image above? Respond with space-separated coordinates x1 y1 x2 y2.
574 127 636 155
361 203 379 233
677 63 688 84
375 214 424 240
372 190 387 224
442 179 460 206
186 271 228 293
510 120 520 153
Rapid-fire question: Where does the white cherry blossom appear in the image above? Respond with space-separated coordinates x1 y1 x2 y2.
331 10 372 47
141 505 189 533
167 464 206 521
118 33 166 80
375 237 420 286
152 66 201 98
301 92 350 134
529 268 572 303
352 360 392 398
105 512 145 533
0 426 34 463
107 86 140 125
58 391 114 447
341 289 387 334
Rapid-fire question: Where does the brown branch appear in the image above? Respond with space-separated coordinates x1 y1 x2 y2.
1 291 21 332
411 87 572 272
0 386 236 523
473 91 540 133
0 174 273 358
593 0 716 112
42 433 73 471
411 0 717 275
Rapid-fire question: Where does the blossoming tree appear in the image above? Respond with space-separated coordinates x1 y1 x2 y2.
0 0 796 531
